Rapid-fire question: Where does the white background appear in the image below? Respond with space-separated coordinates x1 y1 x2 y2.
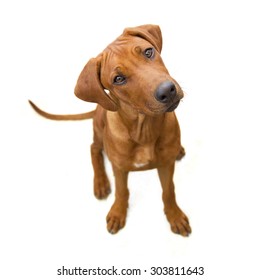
1 0 260 279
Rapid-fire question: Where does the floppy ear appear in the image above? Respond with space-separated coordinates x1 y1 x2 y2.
74 56 118 111
123 24 163 53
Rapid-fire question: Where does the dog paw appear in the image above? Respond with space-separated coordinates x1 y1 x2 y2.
94 175 111 199
106 209 126 234
176 146 186 161
166 208 191 237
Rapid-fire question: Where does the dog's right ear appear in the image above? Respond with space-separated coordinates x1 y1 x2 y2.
123 24 163 53
74 56 118 111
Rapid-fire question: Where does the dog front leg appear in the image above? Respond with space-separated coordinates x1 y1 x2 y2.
106 165 129 234
91 142 111 199
157 164 191 236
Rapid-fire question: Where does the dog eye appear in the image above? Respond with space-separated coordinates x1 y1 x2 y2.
144 48 154 59
113 75 126 85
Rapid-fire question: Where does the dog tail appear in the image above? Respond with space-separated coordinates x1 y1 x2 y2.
28 100 95 121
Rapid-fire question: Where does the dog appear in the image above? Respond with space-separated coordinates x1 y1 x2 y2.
29 24 191 236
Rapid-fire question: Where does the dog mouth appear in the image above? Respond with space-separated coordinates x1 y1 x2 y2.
166 100 180 112
144 99 181 115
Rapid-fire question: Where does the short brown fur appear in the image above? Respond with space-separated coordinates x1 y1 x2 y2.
30 25 191 236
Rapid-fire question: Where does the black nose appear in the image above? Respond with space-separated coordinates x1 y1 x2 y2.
155 81 176 103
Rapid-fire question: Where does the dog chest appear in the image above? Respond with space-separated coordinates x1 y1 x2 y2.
132 143 155 168
104 111 180 170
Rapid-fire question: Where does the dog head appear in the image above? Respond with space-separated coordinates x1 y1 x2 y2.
75 24 183 115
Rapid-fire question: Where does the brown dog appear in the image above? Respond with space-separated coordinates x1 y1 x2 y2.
29 24 191 236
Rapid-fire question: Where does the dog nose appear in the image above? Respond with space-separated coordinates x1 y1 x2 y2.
155 81 176 103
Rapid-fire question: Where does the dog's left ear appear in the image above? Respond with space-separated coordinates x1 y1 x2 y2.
74 55 118 111
123 24 163 53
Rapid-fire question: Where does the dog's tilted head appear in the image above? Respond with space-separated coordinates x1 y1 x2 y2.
74 24 183 115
